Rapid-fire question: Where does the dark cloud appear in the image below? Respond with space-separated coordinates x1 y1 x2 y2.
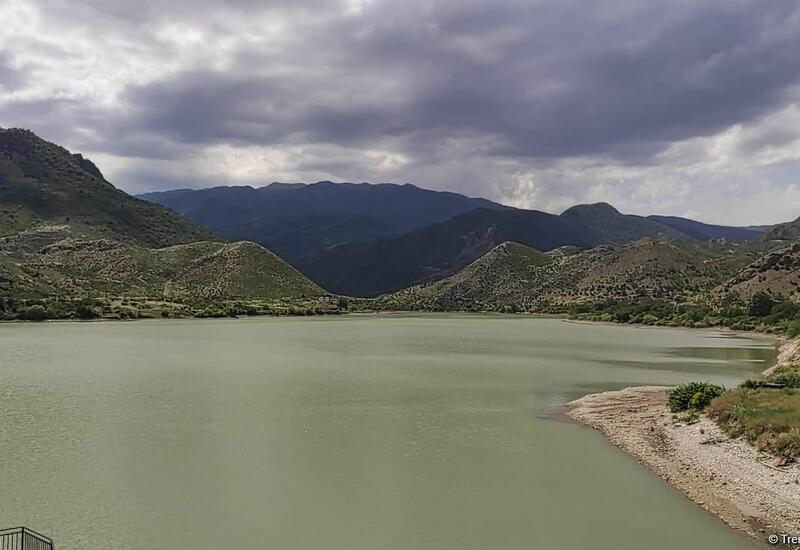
101 0 800 163
2 0 800 224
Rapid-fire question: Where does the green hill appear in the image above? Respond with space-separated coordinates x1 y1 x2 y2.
762 216 800 242
382 242 553 311
0 129 326 319
2 233 321 301
381 240 750 312
717 242 800 302
0 128 214 247
298 202 760 297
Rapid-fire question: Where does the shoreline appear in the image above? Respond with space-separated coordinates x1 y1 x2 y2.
567 387 800 545
566 333 800 547
561 317 784 347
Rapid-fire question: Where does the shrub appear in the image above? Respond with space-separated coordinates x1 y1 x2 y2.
679 409 700 424
772 429 800 460
76 304 99 320
749 291 776 317
771 365 800 388
18 304 47 321
668 382 724 412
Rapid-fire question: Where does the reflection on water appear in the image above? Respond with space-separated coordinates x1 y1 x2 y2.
0 315 771 550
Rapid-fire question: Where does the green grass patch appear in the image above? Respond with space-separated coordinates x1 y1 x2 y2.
708 388 800 460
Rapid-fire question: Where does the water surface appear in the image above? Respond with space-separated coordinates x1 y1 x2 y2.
0 315 775 549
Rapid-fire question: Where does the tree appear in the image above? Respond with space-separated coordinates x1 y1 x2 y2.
748 291 776 317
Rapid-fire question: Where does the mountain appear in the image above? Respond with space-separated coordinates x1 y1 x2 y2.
382 240 747 312
298 207 597 297
138 181 507 263
648 215 762 242
299 203 756 297
717 242 800 302
0 129 324 317
379 241 555 311
561 203 684 242
761 216 800 242
0 128 214 247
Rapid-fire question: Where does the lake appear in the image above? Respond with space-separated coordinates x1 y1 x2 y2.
0 315 775 549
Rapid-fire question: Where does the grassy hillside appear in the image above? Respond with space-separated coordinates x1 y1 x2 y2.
299 202 762 297
2 232 322 301
382 242 554 311
0 128 215 247
381 240 756 312
717 242 800 302
762 216 800 242
0 129 330 319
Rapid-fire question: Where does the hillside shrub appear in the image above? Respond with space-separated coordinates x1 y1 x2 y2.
749 291 776 317
18 304 47 321
772 429 800 460
76 304 99 319
668 382 724 412
771 365 800 388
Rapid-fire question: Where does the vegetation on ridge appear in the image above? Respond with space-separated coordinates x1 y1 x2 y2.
0 128 329 318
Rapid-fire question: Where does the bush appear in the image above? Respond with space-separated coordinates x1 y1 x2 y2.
18 304 47 321
771 365 800 388
668 382 725 412
76 304 99 319
679 409 700 424
772 429 800 460
749 291 776 317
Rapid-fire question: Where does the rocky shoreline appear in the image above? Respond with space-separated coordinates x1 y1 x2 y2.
567 386 800 547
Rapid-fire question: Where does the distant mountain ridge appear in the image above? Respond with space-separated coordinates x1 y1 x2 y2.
139 181 507 263
140 184 764 297
646 215 762 242
297 203 761 296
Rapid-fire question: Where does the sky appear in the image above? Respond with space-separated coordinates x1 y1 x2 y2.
0 0 799 225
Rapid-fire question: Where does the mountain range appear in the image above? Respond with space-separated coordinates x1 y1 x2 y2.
3 127 799 321
141 186 764 296
139 182 505 263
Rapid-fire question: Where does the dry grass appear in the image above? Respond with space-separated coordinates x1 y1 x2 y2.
709 388 800 460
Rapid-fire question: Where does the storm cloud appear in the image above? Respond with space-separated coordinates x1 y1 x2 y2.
1 0 799 224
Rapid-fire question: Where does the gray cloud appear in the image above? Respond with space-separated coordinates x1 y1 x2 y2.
1 0 799 223
108 0 800 159
0 52 27 92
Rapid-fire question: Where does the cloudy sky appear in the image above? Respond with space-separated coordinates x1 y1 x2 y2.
1 0 799 224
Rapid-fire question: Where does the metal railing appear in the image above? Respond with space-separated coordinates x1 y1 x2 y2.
0 527 54 550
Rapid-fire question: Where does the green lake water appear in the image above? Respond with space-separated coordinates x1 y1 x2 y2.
0 315 776 549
